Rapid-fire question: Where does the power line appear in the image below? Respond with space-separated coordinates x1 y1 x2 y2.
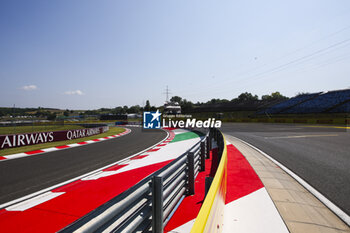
177 37 350 98
233 38 350 84
175 25 350 97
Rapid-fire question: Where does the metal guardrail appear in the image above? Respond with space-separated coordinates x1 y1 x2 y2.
60 129 219 233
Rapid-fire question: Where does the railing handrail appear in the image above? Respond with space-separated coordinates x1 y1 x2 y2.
59 129 213 233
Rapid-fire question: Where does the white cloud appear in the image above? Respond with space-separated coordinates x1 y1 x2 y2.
64 90 84 95
21 85 38 91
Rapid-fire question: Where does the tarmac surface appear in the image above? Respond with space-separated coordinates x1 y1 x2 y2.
221 123 350 215
0 127 167 205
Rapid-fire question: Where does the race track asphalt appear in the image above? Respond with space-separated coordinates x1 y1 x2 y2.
221 123 350 215
0 127 167 206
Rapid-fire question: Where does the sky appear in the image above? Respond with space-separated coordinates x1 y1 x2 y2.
1 0 350 110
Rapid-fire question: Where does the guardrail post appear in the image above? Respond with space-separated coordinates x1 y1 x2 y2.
152 176 164 233
213 128 217 142
206 135 211 159
217 134 223 161
187 152 195 195
200 141 206 172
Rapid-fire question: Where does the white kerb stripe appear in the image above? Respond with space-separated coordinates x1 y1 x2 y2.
66 143 81 147
4 153 27 159
41 148 59 152
81 171 120 180
6 191 65 211
85 140 95 143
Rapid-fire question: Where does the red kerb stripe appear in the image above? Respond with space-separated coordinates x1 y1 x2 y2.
25 150 45 155
56 145 70 149
130 155 148 160
77 142 88 145
147 148 160 152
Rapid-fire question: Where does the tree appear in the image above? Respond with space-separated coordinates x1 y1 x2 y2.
181 99 194 112
123 106 129 113
47 113 57 120
237 92 258 102
207 98 219 104
262 92 288 101
170 96 182 103
145 100 151 111
114 106 124 114
63 109 70 117
127 105 141 113
35 110 42 117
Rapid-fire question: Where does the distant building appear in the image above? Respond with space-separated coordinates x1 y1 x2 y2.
164 101 181 114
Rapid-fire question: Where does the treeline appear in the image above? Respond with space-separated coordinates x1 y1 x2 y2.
0 92 289 119
170 92 288 113
0 107 59 119
0 107 36 117
84 100 157 116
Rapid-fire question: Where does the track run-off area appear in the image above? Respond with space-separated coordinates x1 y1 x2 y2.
220 123 350 216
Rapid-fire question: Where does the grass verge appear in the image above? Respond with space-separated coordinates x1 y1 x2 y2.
0 127 125 156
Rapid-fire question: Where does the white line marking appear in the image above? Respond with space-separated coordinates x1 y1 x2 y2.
6 192 65 211
230 135 350 226
81 171 105 180
82 171 120 180
264 134 338 139
0 128 169 210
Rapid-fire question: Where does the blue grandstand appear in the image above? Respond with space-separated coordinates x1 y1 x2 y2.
282 89 350 114
260 88 350 114
259 93 320 114
329 100 350 113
